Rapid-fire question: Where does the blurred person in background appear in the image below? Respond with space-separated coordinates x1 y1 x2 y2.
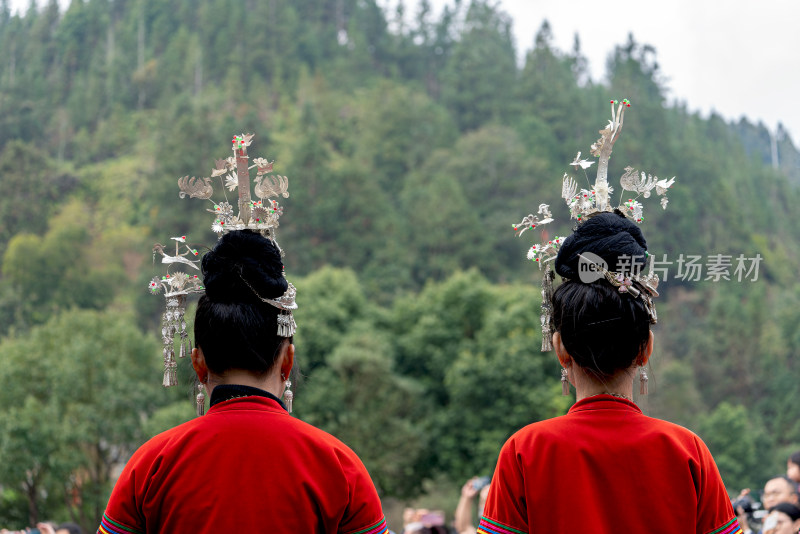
762 476 800 511
454 477 490 534
0 522 83 534
762 502 800 534
787 451 800 485
401 508 448 534
732 489 758 534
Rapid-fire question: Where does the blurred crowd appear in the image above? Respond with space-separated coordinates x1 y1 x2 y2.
733 451 800 534
400 476 490 534
0 523 82 534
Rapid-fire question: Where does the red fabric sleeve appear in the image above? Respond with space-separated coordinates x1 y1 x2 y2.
479 437 529 534
97 450 148 534
693 437 742 534
336 446 388 534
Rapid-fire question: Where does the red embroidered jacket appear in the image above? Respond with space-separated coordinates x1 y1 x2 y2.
480 395 741 534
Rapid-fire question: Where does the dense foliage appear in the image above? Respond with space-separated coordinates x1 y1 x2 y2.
1 0 798 529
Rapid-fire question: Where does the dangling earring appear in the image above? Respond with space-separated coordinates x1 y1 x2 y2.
561 368 570 396
196 383 206 417
639 367 648 396
282 374 293 413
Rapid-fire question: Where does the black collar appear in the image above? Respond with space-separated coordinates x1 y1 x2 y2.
209 384 287 411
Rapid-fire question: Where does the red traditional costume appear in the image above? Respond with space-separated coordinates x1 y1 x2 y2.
98 392 387 534
480 395 742 534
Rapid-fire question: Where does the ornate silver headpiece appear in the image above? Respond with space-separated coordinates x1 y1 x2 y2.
513 100 674 350
149 134 298 387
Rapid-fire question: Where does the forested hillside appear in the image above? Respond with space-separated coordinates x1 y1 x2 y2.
1 0 799 530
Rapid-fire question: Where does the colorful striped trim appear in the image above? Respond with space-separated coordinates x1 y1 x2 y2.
705 517 743 534
347 516 389 534
478 516 527 534
97 513 143 534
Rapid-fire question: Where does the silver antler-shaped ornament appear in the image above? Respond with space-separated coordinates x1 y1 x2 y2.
591 99 629 211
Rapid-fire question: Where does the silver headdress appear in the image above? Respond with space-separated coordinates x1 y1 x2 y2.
513 100 675 350
149 134 298 387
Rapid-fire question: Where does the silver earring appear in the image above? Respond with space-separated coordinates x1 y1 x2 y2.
639 367 648 396
561 368 570 396
196 383 206 417
283 375 293 413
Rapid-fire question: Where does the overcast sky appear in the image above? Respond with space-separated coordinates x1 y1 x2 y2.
422 0 800 143
9 0 800 145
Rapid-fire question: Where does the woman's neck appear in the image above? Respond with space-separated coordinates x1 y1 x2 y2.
571 365 636 402
206 368 285 399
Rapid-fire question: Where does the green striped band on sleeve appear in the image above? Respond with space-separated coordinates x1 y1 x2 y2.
705 517 743 534
478 516 528 534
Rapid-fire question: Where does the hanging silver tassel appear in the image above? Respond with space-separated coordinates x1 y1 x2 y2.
163 357 173 387
178 308 188 358
196 384 206 417
162 303 175 387
541 264 555 351
277 311 297 337
169 357 177 386
163 352 177 388
561 368 570 396
639 367 649 395
283 378 293 413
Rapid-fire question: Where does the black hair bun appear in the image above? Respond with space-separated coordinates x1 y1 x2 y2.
555 211 648 279
201 230 288 304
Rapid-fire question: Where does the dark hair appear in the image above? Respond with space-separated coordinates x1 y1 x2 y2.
194 230 290 375
790 450 800 467
551 212 651 379
770 502 800 521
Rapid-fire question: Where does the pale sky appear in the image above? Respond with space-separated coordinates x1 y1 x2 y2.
422 0 800 143
9 0 800 145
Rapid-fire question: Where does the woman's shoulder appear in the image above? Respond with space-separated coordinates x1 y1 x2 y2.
505 408 710 454
285 416 367 463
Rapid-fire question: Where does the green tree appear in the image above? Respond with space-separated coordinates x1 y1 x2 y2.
440 0 516 131
0 141 77 255
1 202 126 333
300 323 432 498
399 169 486 285
0 309 164 531
293 266 367 372
697 402 760 491
352 81 456 197
420 124 550 280
389 270 493 401
439 282 569 478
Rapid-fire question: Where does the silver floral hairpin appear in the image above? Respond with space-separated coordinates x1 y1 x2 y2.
513 100 673 350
